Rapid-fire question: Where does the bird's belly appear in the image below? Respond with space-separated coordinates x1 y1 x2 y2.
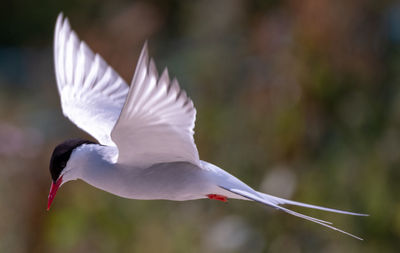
86 161 214 201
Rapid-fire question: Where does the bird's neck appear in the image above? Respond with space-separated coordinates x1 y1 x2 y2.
68 144 140 198
67 144 118 182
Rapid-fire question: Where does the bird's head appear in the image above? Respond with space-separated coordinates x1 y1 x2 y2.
47 138 95 210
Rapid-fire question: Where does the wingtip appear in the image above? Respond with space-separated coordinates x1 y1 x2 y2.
159 67 171 87
56 12 63 23
143 40 149 48
161 67 170 78
141 40 149 58
148 58 159 79
55 12 71 31
138 41 149 65
55 12 64 33
63 15 71 31
54 13 71 40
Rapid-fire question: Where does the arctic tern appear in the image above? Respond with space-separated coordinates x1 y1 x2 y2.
48 13 367 240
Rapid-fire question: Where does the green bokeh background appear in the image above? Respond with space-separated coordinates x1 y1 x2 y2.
1 0 399 252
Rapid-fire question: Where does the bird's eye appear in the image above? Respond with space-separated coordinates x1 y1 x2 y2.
60 161 67 168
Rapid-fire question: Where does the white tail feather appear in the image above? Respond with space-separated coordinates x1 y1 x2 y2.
219 186 365 240
256 191 368 216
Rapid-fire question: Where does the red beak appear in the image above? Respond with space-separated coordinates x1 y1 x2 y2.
47 176 63 211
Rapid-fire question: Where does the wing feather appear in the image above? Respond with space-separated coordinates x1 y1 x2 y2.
111 43 200 167
54 13 129 146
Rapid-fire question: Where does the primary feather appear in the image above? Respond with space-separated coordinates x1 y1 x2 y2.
111 42 200 167
54 14 129 146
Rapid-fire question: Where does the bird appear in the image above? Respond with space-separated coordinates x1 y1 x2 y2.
48 13 367 240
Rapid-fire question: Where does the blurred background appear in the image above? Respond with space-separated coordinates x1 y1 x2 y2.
0 0 399 252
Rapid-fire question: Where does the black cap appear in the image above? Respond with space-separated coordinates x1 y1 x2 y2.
49 138 95 181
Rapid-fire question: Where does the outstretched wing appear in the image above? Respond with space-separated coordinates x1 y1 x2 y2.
111 43 200 167
54 13 128 146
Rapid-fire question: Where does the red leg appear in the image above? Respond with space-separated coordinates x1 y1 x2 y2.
207 194 228 202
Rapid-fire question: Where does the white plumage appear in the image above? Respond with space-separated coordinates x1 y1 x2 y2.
54 14 128 146
49 13 367 240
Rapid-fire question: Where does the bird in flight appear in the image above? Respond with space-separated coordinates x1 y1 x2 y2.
48 13 367 240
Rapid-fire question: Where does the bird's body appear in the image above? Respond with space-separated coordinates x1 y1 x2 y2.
48 13 367 240
67 143 210 200
63 142 248 201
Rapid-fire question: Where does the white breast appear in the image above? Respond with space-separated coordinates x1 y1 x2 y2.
70 144 214 200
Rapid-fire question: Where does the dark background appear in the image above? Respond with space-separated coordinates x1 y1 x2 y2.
0 0 399 252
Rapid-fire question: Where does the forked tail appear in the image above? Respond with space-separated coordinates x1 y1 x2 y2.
219 185 368 240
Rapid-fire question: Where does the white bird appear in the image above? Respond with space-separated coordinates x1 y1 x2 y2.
48 13 367 240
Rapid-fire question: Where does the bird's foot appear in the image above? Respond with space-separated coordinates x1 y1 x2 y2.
207 194 228 202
